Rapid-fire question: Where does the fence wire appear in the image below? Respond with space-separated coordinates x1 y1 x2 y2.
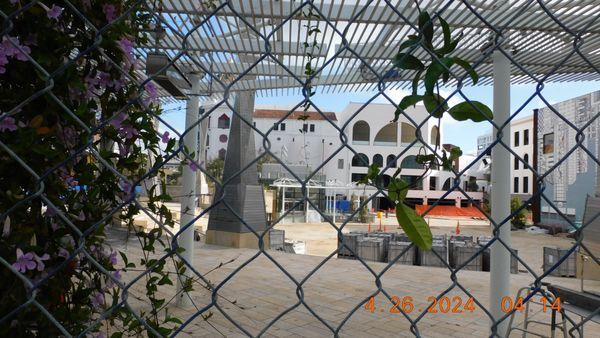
1 0 600 337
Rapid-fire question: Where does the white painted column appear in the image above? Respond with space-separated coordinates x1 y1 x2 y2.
305 187 310 223
178 74 201 307
490 49 512 335
332 188 336 224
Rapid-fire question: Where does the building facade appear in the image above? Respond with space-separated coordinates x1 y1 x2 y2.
476 115 534 201
203 101 484 218
537 90 600 226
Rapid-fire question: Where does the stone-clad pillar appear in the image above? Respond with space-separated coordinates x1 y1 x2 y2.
206 91 269 248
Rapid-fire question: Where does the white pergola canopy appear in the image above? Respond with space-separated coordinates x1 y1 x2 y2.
138 0 600 99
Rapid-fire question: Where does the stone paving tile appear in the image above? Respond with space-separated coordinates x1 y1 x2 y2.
107 228 600 337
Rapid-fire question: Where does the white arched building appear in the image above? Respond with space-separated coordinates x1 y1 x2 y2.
202 101 483 212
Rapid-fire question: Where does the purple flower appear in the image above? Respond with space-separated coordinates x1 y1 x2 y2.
90 291 105 308
46 5 63 20
118 37 134 57
161 131 170 143
102 4 117 23
108 251 118 265
143 82 158 104
58 248 69 259
75 210 85 221
97 71 112 88
0 115 17 132
189 160 199 172
119 124 139 139
12 248 36 273
113 270 122 281
109 113 127 129
34 253 50 271
117 143 130 157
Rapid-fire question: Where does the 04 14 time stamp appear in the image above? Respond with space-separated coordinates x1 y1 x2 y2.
364 295 562 314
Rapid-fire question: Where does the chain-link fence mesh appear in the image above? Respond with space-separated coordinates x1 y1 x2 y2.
1 0 600 337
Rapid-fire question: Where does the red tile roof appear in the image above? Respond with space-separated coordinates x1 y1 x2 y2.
253 109 337 121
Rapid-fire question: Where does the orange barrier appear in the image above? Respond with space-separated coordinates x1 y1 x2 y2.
415 205 486 218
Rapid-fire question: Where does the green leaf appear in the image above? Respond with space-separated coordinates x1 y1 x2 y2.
388 178 409 202
416 154 436 165
395 203 433 251
392 53 425 70
423 94 448 118
439 17 452 54
393 95 423 122
397 38 420 53
447 101 493 122
424 57 454 94
418 11 434 47
453 57 479 85
437 33 463 55
410 69 423 95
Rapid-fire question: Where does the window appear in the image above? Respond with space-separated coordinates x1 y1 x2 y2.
303 124 308 132
543 133 554 154
386 155 397 167
514 155 519 170
208 116 211 128
373 154 383 167
273 123 279 131
352 120 370 144
309 124 315 132
280 123 286 131
514 177 519 193
400 155 424 169
218 114 230 129
429 176 437 190
337 159 344 169
401 175 422 190
400 123 417 143
514 131 520 147
351 153 369 167
351 173 367 182
219 134 228 143
523 153 529 165
524 129 529 145
374 123 398 146
523 176 529 193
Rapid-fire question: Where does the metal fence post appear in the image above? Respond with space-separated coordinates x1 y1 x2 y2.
178 73 201 307
490 48 512 336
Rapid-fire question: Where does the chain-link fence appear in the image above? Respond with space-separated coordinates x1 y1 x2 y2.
1 0 600 337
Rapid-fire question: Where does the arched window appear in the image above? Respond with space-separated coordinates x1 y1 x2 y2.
351 153 369 167
442 178 452 190
373 154 383 167
524 153 529 165
430 125 440 146
218 148 227 160
218 114 230 129
374 123 398 146
386 155 397 168
401 122 417 144
400 155 424 169
352 120 370 145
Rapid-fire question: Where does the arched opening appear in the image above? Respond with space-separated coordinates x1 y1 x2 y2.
386 155 397 167
430 125 440 146
351 153 369 167
373 154 383 167
218 148 227 160
374 123 398 146
524 153 529 166
218 114 230 129
352 120 370 145
442 178 452 190
400 155 424 169
401 122 417 144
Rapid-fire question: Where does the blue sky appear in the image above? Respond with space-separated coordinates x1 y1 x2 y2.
160 81 600 154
